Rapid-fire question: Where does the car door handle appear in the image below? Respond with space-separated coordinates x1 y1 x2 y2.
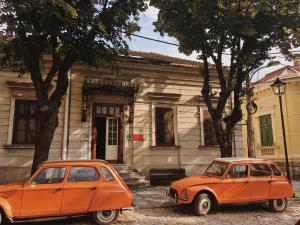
267 180 272 183
56 187 62 191
90 186 97 190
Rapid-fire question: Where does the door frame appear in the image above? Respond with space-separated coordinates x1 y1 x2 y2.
92 103 124 163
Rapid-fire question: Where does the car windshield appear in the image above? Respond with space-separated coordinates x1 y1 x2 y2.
204 161 228 177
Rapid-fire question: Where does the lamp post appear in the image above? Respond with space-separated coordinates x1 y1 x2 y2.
271 78 290 181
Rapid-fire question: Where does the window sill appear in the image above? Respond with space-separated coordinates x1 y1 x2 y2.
150 145 181 150
198 145 219 150
3 144 35 150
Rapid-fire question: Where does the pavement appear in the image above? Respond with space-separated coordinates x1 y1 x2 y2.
20 180 300 225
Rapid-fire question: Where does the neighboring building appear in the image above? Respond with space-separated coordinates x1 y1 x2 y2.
242 55 300 177
0 51 244 183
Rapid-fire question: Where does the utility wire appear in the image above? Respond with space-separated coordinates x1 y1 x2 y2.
127 32 300 56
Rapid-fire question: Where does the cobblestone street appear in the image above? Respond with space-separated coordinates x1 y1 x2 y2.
20 181 300 225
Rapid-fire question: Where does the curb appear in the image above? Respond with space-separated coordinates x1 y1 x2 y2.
289 197 300 202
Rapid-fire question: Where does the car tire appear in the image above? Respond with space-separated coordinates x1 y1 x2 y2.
194 193 212 216
269 198 288 212
93 209 119 225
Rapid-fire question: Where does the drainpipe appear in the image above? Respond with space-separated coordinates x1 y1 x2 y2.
62 69 72 160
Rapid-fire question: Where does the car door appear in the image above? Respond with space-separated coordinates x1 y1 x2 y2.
222 163 250 203
249 163 272 201
61 166 100 215
20 166 66 217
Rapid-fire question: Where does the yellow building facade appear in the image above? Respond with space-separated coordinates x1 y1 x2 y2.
243 56 300 177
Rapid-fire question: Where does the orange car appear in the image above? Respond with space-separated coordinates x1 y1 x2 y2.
168 158 294 216
0 160 133 225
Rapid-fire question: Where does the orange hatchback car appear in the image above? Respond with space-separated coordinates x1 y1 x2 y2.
0 160 133 225
168 158 295 216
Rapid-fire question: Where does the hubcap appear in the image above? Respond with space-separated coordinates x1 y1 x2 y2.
97 210 115 222
274 199 286 210
200 198 210 213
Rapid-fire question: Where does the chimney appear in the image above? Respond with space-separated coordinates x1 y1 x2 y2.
293 54 300 67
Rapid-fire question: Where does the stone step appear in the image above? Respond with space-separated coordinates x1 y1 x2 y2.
112 164 150 189
126 180 150 189
122 176 147 183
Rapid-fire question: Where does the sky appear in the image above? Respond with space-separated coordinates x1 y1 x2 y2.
127 6 300 81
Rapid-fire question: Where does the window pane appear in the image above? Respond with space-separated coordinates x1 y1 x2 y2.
155 108 174 145
29 118 36 130
270 164 281 176
16 131 26 143
18 103 25 115
13 100 37 144
68 167 99 182
109 106 114 115
17 118 26 129
32 167 66 184
226 165 248 178
250 164 271 177
203 110 218 145
100 167 114 181
101 106 107 115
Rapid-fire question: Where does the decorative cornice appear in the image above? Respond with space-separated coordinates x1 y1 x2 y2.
147 92 181 101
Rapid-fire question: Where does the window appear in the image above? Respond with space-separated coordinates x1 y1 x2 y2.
32 167 66 184
204 162 228 177
100 167 114 181
226 164 248 179
13 100 37 144
203 110 218 145
250 164 271 177
95 104 121 117
155 107 174 146
68 167 99 182
270 164 281 176
259 114 273 146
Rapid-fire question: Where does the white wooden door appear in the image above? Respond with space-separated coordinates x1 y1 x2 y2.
105 118 118 160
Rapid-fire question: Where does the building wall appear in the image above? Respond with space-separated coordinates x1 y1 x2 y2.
0 62 244 183
0 71 66 182
242 80 300 177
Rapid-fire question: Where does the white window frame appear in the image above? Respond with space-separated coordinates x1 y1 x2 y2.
7 96 37 145
151 103 179 147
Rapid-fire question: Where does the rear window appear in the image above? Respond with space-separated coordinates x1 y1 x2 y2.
100 167 114 181
270 164 281 176
250 164 271 177
68 167 99 182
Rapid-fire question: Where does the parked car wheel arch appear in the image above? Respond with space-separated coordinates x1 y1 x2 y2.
0 198 13 222
193 190 218 207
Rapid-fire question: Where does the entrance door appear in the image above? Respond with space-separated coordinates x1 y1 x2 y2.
105 118 118 161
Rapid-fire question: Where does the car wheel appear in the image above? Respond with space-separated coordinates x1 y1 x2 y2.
194 193 212 216
0 210 9 225
93 209 119 225
269 198 288 212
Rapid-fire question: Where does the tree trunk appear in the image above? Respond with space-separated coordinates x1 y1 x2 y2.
31 108 59 174
212 118 233 158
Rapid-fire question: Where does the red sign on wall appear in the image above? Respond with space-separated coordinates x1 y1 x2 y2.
127 134 144 141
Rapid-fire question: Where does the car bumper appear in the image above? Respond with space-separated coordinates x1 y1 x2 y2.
166 188 188 204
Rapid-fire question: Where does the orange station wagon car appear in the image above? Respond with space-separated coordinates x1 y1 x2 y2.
0 160 133 225
168 158 295 216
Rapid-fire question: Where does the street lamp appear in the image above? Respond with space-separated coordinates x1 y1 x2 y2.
271 78 290 181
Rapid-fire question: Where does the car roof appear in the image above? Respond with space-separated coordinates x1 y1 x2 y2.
214 157 272 163
41 160 108 166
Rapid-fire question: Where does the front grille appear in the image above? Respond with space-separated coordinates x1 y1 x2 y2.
169 188 177 199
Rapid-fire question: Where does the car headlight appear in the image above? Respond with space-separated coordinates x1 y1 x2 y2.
181 188 189 200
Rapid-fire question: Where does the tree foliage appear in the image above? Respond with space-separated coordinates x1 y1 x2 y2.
151 0 300 157
0 0 146 173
